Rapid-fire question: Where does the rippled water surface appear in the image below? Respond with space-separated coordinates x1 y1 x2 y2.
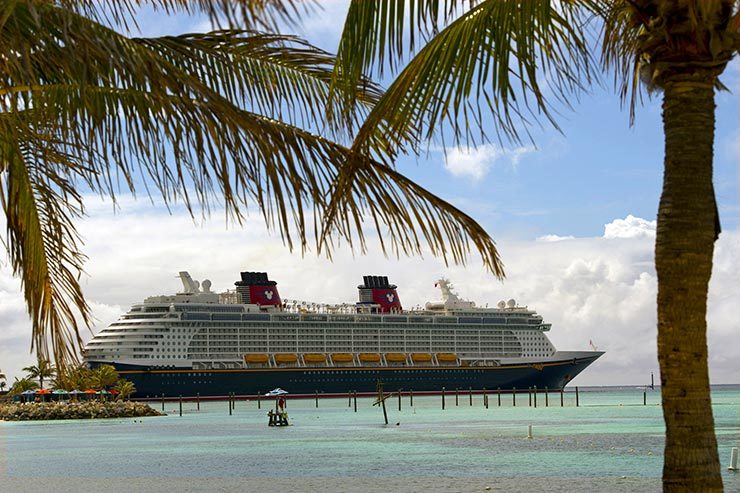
2 386 739 492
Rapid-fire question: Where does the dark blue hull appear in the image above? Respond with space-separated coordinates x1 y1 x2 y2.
92 355 601 398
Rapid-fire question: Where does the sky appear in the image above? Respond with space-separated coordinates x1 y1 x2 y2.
0 1 738 386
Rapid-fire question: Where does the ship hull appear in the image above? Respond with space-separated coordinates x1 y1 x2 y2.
91 354 601 398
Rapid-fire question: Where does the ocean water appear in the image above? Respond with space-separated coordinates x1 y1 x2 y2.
1 386 739 493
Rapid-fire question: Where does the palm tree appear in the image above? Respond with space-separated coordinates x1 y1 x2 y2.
114 379 136 401
92 365 120 390
329 1 738 490
0 2 501 374
22 359 56 390
9 376 39 395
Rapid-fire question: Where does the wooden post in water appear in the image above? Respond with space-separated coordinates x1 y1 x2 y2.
560 388 564 407
228 396 232 416
196 392 200 411
484 388 488 409
533 386 537 408
442 387 446 410
643 390 647 406
497 387 501 407
257 392 261 409
398 390 402 411
469 387 473 406
576 386 580 407
349 392 352 408
528 388 532 407
353 391 357 413
455 388 459 406
410 389 413 407
513 387 516 407
315 390 319 408
545 387 548 407
179 395 183 417
161 394 165 412
376 381 388 425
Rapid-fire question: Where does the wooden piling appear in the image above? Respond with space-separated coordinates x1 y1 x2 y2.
196 392 200 411
410 389 414 407
528 388 532 407
643 390 647 406
179 395 182 417
349 392 352 407
484 388 488 409
377 381 388 425
353 391 357 413
545 387 548 407
497 387 501 407
442 387 446 410
257 392 261 409
513 387 516 407
455 388 459 406
533 386 537 408
315 390 319 408
576 386 580 407
228 396 232 416
469 387 473 406
560 388 564 407
161 394 165 412
398 390 402 411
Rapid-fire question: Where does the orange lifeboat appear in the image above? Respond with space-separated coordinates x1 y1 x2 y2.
303 353 327 364
411 353 433 363
358 353 381 363
385 352 407 364
274 353 299 364
244 353 269 364
436 352 458 363
331 353 354 364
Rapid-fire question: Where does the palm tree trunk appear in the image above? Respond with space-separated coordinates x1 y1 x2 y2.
657 75 722 491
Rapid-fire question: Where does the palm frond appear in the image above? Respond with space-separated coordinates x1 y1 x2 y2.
55 0 313 30
0 120 89 373
332 0 601 155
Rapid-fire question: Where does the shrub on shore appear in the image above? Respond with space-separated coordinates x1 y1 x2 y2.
0 401 162 421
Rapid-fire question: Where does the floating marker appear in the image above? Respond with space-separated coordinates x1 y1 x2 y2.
729 447 739 471
527 424 533 439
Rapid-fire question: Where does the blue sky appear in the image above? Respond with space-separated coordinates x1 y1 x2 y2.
0 2 738 385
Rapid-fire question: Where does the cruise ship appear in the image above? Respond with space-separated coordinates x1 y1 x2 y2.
83 271 603 398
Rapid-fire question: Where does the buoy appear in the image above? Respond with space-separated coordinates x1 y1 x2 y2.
526 424 533 439
729 447 739 471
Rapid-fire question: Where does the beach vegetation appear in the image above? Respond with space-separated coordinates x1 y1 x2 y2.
114 379 136 401
7 376 39 396
329 1 738 490
21 359 56 390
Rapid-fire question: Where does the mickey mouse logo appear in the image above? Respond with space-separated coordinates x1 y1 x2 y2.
386 293 395 303
265 290 274 300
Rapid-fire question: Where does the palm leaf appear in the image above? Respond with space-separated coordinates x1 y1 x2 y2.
331 0 602 152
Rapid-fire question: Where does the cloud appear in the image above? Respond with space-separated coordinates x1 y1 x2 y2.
1 207 737 388
603 214 656 239
443 144 536 182
536 234 575 242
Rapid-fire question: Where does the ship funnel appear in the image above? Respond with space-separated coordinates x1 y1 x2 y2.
357 275 402 313
234 271 282 306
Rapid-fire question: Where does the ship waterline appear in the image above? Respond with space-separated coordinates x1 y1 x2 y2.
83 272 603 397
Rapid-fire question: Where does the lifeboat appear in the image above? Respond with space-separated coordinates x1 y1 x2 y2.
410 353 433 364
331 353 354 364
302 353 327 364
385 352 407 364
244 353 269 364
436 352 458 363
274 353 299 365
358 353 381 363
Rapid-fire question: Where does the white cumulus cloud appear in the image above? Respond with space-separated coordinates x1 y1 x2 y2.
603 214 657 239
443 144 535 182
536 234 575 242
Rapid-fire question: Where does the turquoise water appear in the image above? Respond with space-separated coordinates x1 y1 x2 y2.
2 386 739 492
